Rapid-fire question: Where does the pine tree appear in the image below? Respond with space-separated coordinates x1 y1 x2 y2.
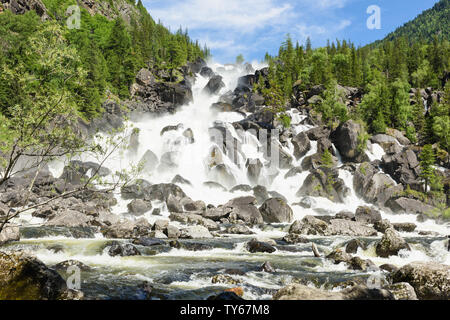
419 144 436 193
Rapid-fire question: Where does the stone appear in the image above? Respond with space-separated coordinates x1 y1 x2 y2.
376 228 411 258
245 239 276 253
259 198 293 223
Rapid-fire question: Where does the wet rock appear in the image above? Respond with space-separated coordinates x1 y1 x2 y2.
52 260 91 272
211 274 241 285
169 240 212 251
355 206 382 224
200 66 214 78
169 212 219 230
376 228 411 257
0 251 68 300
260 261 275 273
121 179 152 200
374 219 394 233
289 216 327 236
392 262 450 300
326 248 352 264
204 75 225 95
153 219 169 231
139 150 159 172
32 206 55 219
345 239 367 254
225 224 254 235
128 128 140 156
386 282 418 300
295 196 315 209
179 225 213 239
245 238 276 253
292 132 311 159
331 120 366 162
393 223 417 233
210 164 237 188
107 242 141 257
127 199 152 215
282 233 309 244
259 198 293 223
348 257 372 271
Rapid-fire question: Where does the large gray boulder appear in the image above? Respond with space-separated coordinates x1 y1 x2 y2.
292 132 311 160
223 196 263 225
331 120 365 162
297 168 350 203
381 149 421 190
392 262 450 300
354 206 382 224
375 228 411 257
259 198 293 223
386 197 435 215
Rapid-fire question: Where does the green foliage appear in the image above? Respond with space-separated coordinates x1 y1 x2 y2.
317 80 348 126
419 144 436 193
321 149 334 168
236 54 245 65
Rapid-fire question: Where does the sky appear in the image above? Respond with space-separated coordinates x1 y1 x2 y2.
143 0 441 63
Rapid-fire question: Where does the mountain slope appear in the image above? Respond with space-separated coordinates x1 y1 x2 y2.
382 0 450 43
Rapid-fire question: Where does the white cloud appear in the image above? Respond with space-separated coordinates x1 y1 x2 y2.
145 0 293 33
295 19 351 41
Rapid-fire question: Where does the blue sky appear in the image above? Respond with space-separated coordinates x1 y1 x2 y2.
143 0 441 63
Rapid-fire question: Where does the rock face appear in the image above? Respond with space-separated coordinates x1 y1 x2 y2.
376 228 411 257
392 262 450 300
0 224 20 244
0 252 68 300
331 120 365 161
386 283 418 300
107 242 141 257
381 149 421 190
259 198 293 223
223 196 263 225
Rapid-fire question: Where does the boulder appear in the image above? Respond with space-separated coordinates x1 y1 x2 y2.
297 168 350 203
146 183 186 202
260 261 276 273
326 248 352 264
355 206 382 224
135 68 154 86
345 239 367 254
224 196 263 225
374 219 394 233
245 239 276 253
0 252 68 300
246 159 263 184
107 242 141 257
375 228 411 257
101 218 152 239
292 132 311 159
45 210 92 228
203 75 225 95
386 197 435 215
179 225 213 239
386 282 418 300
127 199 152 215
331 120 365 161
0 224 20 244
225 224 254 235
381 149 421 190
327 219 377 237
305 126 330 141
120 179 152 200
259 198 293 223
392 262 450 300
393 223 417 233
